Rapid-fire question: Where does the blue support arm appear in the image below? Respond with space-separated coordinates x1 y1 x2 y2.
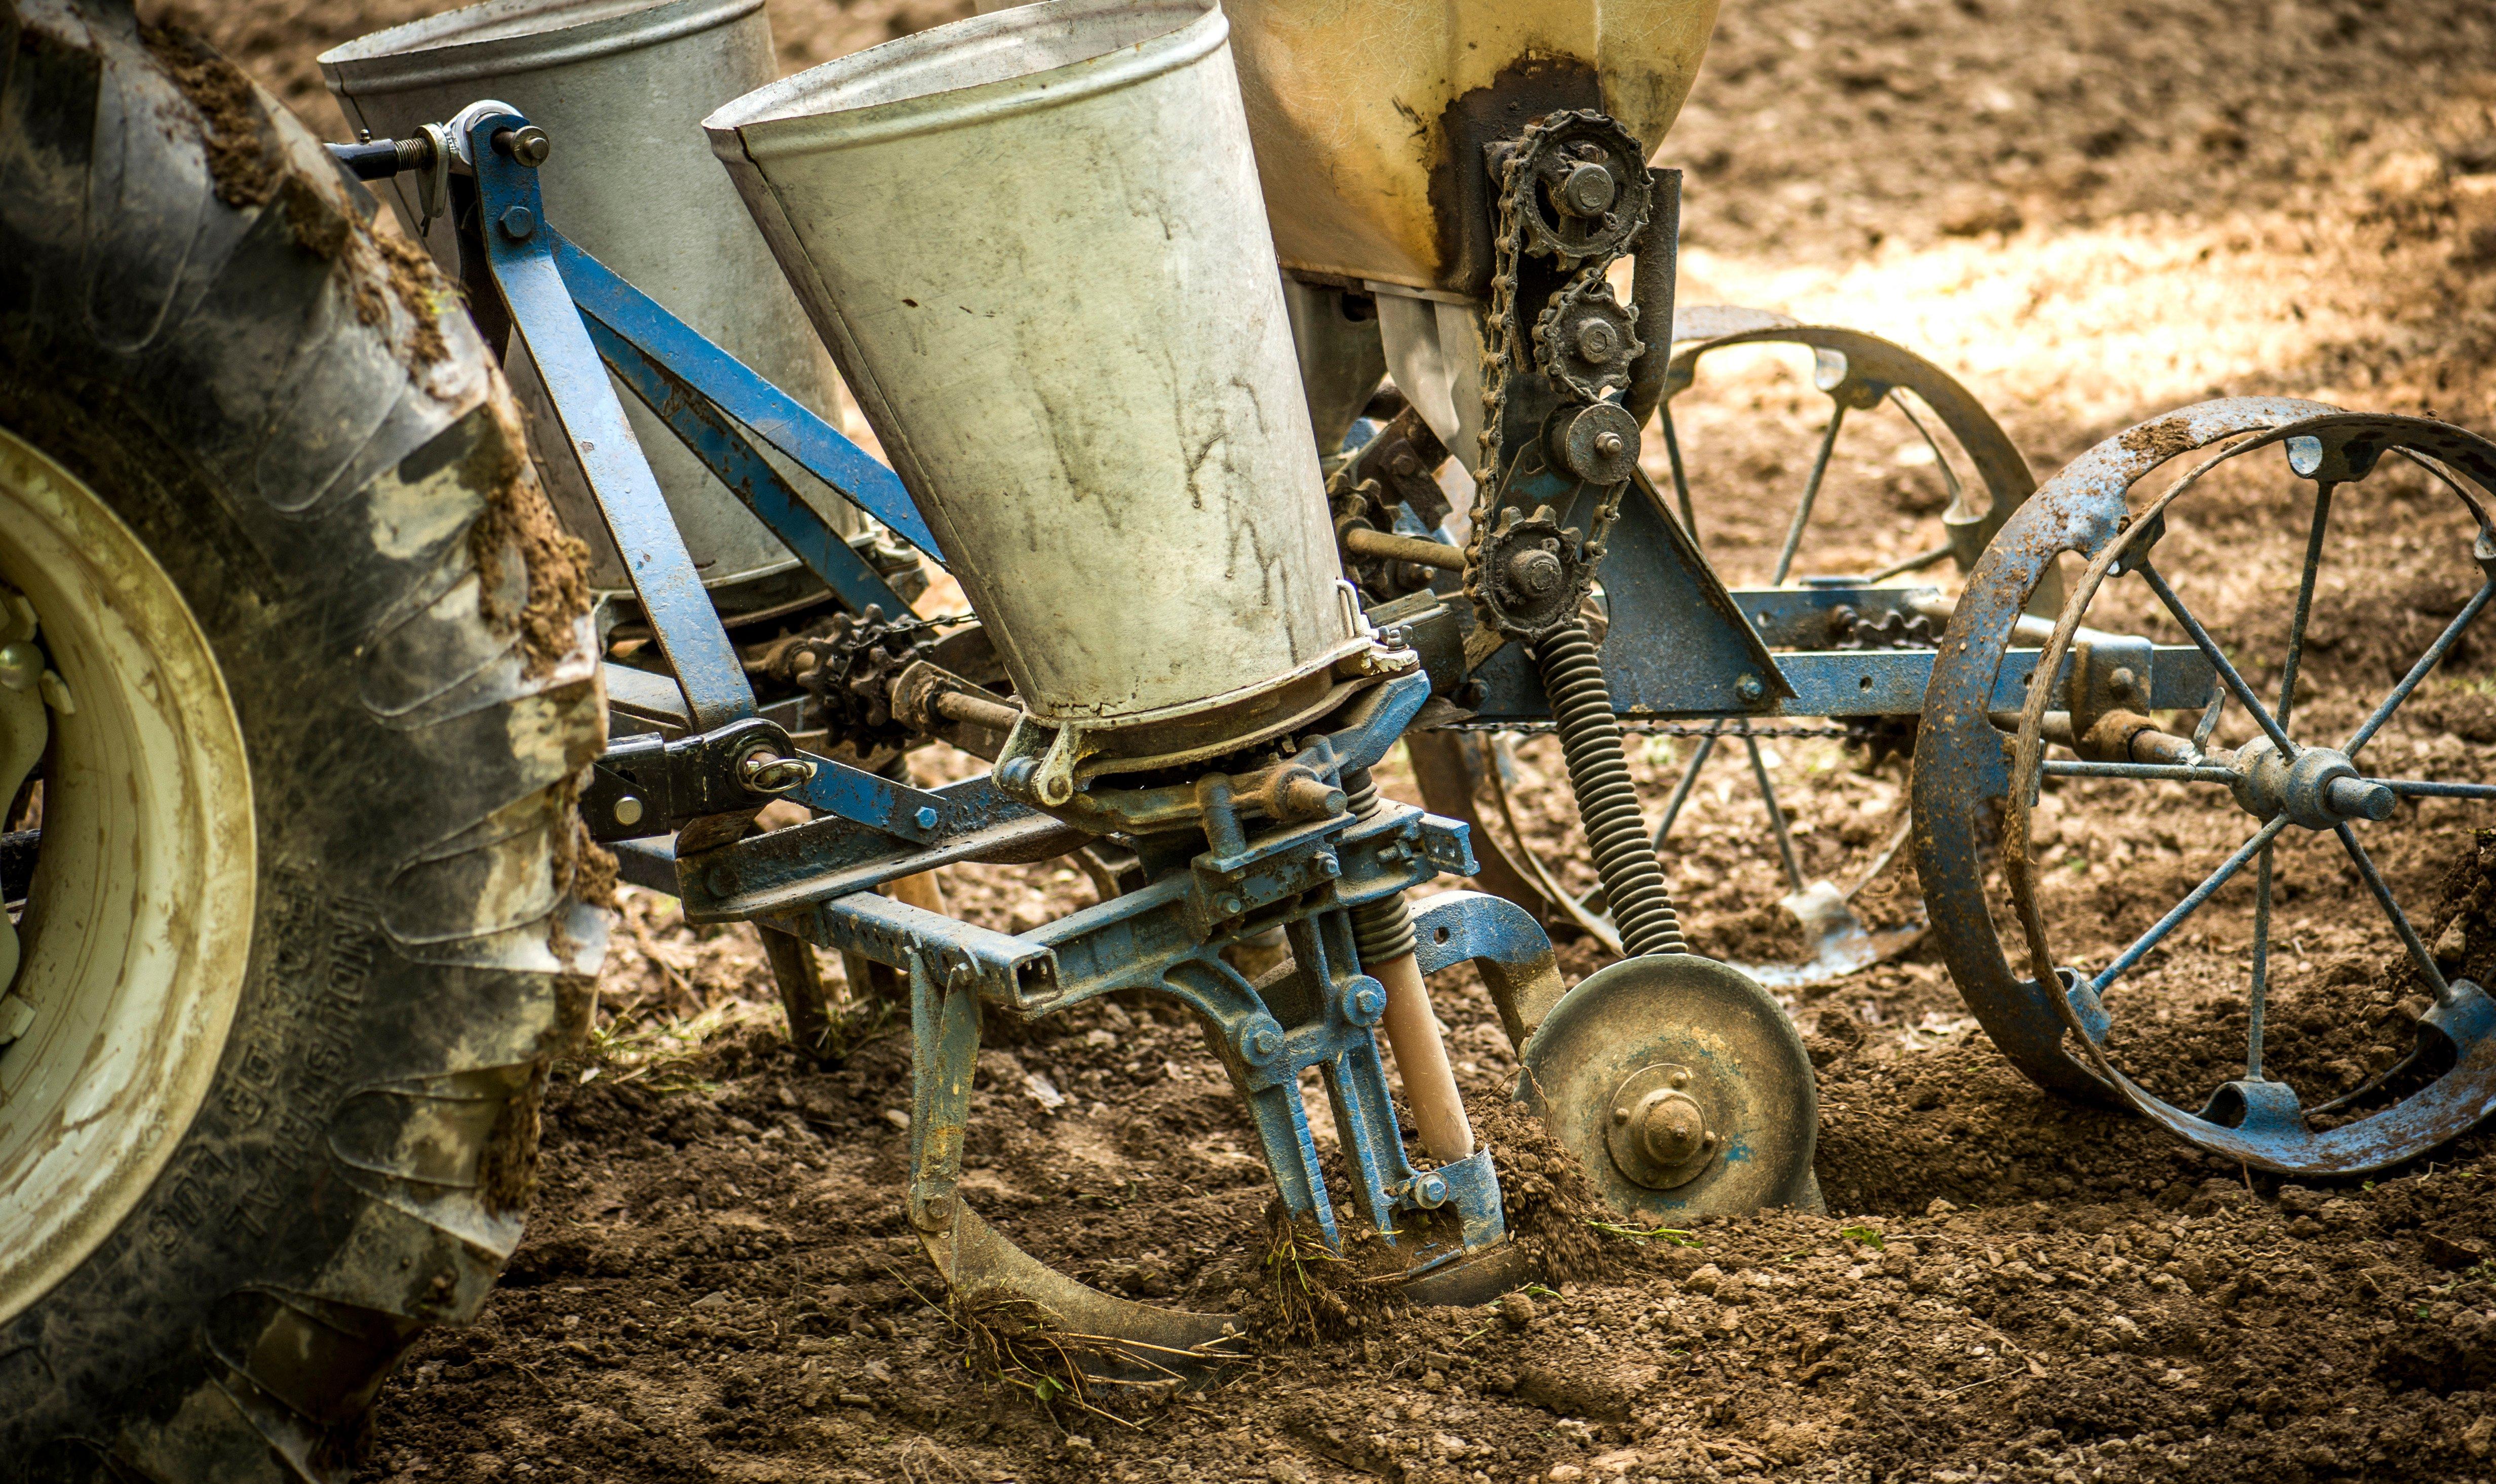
579 309 912 617
549 233 946 563
470 114 757 729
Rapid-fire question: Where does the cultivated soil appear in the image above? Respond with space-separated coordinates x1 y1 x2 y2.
181 1 2496 1480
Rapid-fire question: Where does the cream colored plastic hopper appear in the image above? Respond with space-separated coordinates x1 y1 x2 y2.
706 0 1386 774
1223 0 1722 295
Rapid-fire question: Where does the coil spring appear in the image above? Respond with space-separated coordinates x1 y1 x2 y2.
1529 621 1686 956
1341 767 1418 964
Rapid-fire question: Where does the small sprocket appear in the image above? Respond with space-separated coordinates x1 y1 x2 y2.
1534 274 1645 403
772 605 939 753
1466 504 1588 640
1508 110 1652 265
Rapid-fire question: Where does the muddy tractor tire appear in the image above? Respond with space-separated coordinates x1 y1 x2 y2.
0 4 605 1479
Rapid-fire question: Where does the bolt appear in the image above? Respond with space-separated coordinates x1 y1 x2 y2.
914 805 940 831
1219 895 1244 917
495 124 551 168
497 205 534 239
1244 1024 1282 1061
1346 980 1386 1025
1593 431 1626 458
1390 451 1422 478
705 863 735 896
1560 160 1617 217
1669 1070 1689 1089
2109 666 2140 702
0 642 38 692
1734 673 1765 702
612 795 645 828
1612 1106 1631 1124
1417 1175 1450 1205
1508 547 1564 596
1575 318 1620 362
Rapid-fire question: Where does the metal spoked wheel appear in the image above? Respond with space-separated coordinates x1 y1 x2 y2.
1915 399 2496 1174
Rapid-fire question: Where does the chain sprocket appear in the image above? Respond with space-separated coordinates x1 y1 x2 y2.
1465 110 1655 643
771 606 940 753
1508 111 1652 266
1475 504 1583 636
1534 273 1644 403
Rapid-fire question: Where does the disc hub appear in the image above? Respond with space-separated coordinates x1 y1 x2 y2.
1604 1062 1720 1189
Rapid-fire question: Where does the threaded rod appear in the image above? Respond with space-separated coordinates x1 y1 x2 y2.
1529 622 1686 956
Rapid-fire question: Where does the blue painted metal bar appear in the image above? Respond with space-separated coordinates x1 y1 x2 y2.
610 838 679 894
581 308 909 616
548 233 944 562
470 115 755 729
1726 584 1943 648
788 750 951 845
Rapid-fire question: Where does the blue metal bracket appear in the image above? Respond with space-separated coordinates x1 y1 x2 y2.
581 313 911 616
469 113 756 729
547 232 944 562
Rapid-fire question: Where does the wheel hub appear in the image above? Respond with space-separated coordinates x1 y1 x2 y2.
2228 738 2395 829
1520 954 1819 1219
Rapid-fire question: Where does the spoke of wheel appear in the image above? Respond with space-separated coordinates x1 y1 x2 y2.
2246 843 2274 1081
2040 760 2237 785
1653 730 1721 849
2087 814 2291 995
1743 730 1809 894
1771 402 1847 586
1660 403 1699 544
2379 778 2496 800
1864 542 1958 584
2275 481 2335 731
2334 819 2453 1002
1891 390 1965 512
2343 577 2496 760
2136 559 2297 757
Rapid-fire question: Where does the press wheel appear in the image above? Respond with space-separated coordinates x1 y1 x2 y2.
1519 955 1819 1219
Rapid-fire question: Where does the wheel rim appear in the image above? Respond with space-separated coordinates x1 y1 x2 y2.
0 423 255 1321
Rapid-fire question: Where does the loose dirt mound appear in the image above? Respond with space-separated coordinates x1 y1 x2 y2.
164 0 2496 1479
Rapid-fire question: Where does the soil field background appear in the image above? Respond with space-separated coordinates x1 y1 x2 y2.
170 1 2496 1480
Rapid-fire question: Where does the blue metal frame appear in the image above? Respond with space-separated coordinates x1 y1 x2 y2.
462 129 1514 1259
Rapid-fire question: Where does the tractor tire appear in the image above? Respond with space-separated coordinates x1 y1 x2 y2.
0 4 607 1479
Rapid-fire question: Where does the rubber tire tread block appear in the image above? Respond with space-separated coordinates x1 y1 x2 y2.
0 4 604 1479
